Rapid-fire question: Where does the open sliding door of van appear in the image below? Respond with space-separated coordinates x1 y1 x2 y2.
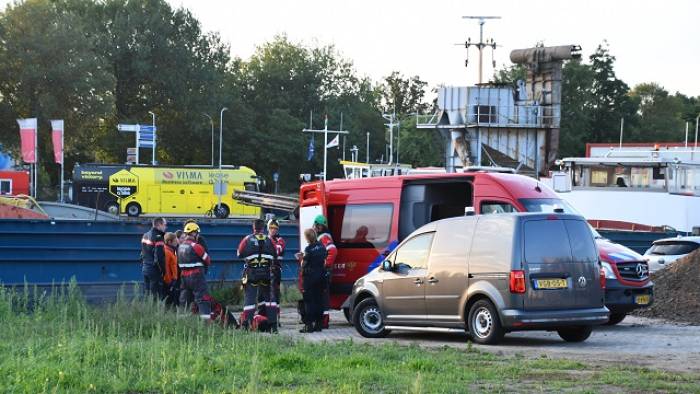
299 181 326 251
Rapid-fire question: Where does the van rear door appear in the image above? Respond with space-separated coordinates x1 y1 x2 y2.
562 219 604 308
299 182 327 250
522 218 580 310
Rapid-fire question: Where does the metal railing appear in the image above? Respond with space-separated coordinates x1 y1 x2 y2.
416 104 561 129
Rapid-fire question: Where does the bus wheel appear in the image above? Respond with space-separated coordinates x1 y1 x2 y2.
214 204 229 219
105 202 119 216
126 202 141 217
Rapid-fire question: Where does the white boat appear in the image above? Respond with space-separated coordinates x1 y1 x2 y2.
543 147 700 233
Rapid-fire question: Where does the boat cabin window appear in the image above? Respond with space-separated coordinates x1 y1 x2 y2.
328 204 393 249
399 181 473 241
668 165 700 196
573 165 666 190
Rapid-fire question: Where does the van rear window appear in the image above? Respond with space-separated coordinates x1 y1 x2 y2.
524 220 572 264
524 219 597 264
328 204 393 249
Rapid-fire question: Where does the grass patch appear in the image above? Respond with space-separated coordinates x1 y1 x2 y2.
1 281 699 393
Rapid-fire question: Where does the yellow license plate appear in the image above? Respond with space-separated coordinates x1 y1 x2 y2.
635 295 650 305
535 279 568 289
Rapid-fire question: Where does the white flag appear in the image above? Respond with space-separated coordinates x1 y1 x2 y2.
326 134 339 149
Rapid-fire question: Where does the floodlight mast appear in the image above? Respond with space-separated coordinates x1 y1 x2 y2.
461 15 501 84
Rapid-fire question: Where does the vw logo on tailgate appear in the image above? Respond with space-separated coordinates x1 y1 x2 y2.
577 276 587 288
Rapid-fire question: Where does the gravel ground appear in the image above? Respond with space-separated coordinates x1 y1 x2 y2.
278 310 700 373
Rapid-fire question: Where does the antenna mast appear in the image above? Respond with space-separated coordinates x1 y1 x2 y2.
461 15 501 84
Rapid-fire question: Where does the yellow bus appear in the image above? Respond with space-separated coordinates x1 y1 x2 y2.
108 165 261 218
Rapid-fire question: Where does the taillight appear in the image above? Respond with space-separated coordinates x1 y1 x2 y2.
509 270 526 294
599 267 606 289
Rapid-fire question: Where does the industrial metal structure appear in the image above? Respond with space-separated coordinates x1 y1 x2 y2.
417 44 581 175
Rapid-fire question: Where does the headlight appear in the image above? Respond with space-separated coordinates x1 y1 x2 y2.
600 262 617 279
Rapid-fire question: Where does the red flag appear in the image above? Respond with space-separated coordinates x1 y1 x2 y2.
50 120 64 164
16 118 37 163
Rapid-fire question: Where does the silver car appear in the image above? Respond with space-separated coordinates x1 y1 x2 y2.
644 236 700 273
348 213 609 344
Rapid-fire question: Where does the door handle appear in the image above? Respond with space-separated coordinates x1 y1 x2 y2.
428 277 439 284
413 278 423 285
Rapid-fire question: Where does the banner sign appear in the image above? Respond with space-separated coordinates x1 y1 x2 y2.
16 118 37 163
50 120 64 164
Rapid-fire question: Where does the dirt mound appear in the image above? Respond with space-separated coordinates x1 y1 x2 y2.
634 249 700 324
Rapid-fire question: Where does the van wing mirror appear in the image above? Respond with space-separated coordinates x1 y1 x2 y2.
381 260 393 271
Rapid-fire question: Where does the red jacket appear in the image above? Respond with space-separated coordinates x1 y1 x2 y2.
318 232 337 269
270 235 286 260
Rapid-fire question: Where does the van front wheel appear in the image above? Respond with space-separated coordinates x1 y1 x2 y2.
126 202 141 217
352 298 390 338
557 326 593 342
467 299 504 345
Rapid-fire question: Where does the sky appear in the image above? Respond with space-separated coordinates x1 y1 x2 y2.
2 0 698 97
166 0 700 98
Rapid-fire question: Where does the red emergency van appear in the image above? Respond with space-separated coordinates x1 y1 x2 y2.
299 170 652 323
0 170 30 196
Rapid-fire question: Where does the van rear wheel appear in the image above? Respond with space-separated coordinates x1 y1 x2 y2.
467 299 504 345
352 298 390 338
557 326 593 342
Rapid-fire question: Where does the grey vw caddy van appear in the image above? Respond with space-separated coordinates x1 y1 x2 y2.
349 213 609 344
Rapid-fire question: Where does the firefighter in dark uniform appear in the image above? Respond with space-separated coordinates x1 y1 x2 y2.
237 219 278 331
267 218 285 324
140 217 167 299
313 215 336 329
178 222 212 319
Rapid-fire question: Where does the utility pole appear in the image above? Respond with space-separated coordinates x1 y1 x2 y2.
302 114 348 181
382 111 399 165
461 16 500 84
203 114 214 166
217 107 228 210
366 132 370 164
619 118 625 149
694 114 699 160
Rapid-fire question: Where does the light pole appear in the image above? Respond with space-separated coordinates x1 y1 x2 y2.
694 114 699 160
217 107 228 210
203 113 214 166
366 132 370 163
148 111 156 165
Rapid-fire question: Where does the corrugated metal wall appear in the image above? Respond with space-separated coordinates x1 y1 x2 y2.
0 219 300 287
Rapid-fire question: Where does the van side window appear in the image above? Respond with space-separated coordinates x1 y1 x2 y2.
328 204 393 249
394 232 434 270
524 220 572 264
480 201 516 215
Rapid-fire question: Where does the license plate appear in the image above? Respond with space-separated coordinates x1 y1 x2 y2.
535 279 568 289
635 295 651 305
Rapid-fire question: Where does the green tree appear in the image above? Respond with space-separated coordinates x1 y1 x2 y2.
629 83 685 142
379 71 429 115
559 59 595 157
0 0 115 197
588 42 638 143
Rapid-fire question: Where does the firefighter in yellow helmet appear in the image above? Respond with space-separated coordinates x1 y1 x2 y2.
178 222 212 319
